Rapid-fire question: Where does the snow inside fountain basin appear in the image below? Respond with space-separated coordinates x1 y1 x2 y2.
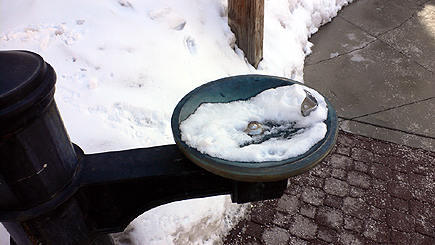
180 84 328 162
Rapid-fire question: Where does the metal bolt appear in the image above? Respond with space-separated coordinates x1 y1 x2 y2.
244 121 264 135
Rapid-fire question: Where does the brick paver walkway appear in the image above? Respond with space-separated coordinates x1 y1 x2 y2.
224 131 435 245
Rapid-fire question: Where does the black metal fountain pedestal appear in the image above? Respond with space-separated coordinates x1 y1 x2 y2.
0 51 337 245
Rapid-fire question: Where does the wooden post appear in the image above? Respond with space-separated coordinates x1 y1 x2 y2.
228 0 264 69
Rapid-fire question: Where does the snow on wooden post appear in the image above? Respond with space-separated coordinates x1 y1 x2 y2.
228 0 264 69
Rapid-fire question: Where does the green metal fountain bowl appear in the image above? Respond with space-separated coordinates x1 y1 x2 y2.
171 75 338 182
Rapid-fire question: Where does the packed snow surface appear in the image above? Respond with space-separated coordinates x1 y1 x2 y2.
1 0 352 244
180 84 328 162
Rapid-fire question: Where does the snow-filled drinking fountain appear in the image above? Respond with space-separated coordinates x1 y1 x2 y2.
0 51 337 245
172 75 338 182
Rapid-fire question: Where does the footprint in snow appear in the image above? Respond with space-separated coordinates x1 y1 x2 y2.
107 102 165 128
107 102 170 145
184 36 197 55
118 0 133 8
149 6 186 31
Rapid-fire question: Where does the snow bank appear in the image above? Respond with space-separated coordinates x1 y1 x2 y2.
1 0 352 244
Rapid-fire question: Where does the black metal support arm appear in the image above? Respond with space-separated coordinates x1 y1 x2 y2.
76 144 286 234
2 142 286 245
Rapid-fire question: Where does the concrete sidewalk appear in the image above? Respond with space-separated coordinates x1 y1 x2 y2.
304 0 435 152
224 0 435 244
